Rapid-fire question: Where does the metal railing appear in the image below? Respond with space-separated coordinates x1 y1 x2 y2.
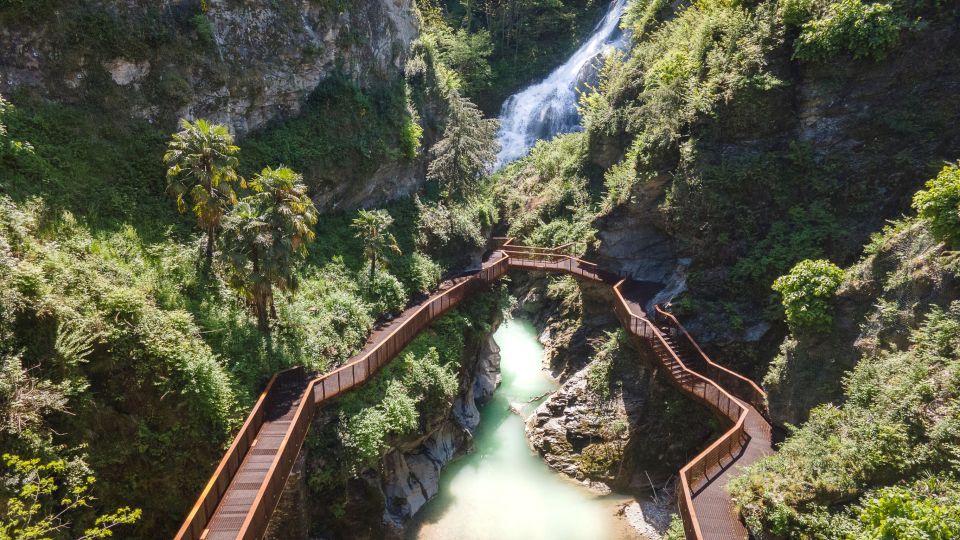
176 254 509 540
178 243 764 540
502 243 763 540
174 367 291 540
501 244 622 283
654 306 768 419
612 280 752 540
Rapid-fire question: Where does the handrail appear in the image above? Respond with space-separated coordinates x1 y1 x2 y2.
611 280 753 540
176 253 510 540
178 245 766 540
174 368 290 540
654 306 769 419
502 243 764 540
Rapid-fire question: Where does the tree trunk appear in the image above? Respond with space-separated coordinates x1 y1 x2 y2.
369 253 377 290
205 226 215 266
256 288 270 334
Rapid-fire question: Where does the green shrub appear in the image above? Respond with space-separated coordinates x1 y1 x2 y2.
360 269 408 316
380 380 418 435
191 14 214 45
912 162 960 248
338 406 389 469
793 0 905 62
400 347 458 415
772 259 844 331
399 251 442 295
858 480 960 539
779 0 818 27
662 515 686 540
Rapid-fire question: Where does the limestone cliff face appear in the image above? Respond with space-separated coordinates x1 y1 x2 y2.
0 0 418 134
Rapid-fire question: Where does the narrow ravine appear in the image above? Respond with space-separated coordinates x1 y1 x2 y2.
408 319 638 540
404 2 642 537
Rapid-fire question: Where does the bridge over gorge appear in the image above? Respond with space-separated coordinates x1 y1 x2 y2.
175 240 773 540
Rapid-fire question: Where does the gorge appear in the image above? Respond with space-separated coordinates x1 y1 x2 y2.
1 0 959 539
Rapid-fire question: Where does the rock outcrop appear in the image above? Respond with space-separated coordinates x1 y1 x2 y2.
0 0 418 134
380 331 501 532
765 220 960 427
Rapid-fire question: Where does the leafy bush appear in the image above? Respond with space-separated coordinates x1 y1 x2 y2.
400 347 459 416
360 269 408 316
858 480 960 539
191 14 214 45
772 259 844 331
380 380 418 435
397 251 442 295
338 406 389 469
415 198 490 265
778 0 818 27
663 515 686 540
793 0 905 62
912 162 960 248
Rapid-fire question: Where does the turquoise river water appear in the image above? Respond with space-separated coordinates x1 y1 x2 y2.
407 318 638 540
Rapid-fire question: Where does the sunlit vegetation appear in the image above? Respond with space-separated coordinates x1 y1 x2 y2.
733 301 960 537
912 162 960 248
772 259 845 332
0 49 498 532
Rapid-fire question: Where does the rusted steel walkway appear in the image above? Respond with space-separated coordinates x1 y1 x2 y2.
501 241 772 539
177 242 772 540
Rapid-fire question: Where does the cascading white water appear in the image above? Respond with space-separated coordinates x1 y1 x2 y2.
494 0 630 168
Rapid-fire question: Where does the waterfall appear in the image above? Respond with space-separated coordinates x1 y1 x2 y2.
494 0 630 169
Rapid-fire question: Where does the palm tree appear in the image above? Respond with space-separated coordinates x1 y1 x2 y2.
164 118 241 264
351 209 401 286
220 166 318 333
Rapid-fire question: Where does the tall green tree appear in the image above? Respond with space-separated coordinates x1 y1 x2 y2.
427 92 499 199
220 167 318 333
163 119 241 264
351 209 401 286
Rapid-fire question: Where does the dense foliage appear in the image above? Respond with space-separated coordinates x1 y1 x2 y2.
733 302 960 537
772 259 845 332
0 72 494 533
789 0 906 62
912 162 960 248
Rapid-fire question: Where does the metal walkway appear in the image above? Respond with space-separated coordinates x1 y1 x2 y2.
176 242 772 540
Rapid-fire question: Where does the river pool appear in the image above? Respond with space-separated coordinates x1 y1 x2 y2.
408 318 640 540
